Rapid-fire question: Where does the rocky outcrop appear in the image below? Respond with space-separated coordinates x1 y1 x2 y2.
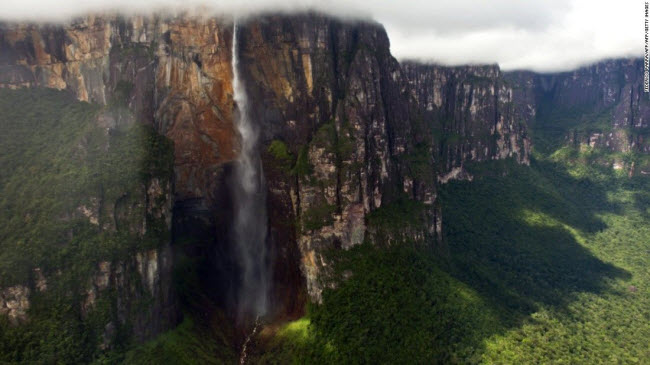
0 286 30 324
81 244 175 345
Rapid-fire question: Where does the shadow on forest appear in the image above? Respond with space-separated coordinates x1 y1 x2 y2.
632 184 650 219
289 157 636 364
436 157 631 352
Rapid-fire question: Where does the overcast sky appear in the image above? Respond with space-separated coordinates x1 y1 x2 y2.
0 0 642 72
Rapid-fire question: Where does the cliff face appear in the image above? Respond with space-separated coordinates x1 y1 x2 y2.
0 86 177 360
0 13 446 312
402 63 531 182
537 59 649 129
506 59 650 160
236 15 440 303
0 15 236 204
0 15 238 349
402 58 650 173
14 12 648 347
0 13 536 321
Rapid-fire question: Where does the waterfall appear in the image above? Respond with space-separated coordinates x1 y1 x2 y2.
231 21 269 318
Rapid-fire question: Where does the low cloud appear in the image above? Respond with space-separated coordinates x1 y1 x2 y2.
0 0 642 71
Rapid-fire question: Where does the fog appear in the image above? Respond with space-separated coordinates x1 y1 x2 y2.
0 0 642 71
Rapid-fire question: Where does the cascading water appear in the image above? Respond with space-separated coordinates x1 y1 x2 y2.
231 20 270 320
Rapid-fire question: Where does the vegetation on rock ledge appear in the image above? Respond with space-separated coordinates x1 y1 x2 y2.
0 88 174 363
251 124 650 363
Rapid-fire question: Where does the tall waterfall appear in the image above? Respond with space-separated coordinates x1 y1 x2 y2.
231 21 269 318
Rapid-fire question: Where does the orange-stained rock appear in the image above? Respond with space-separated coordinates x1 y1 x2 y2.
0 15 238 202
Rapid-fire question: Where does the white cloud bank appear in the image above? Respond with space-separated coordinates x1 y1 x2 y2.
0 0 643 71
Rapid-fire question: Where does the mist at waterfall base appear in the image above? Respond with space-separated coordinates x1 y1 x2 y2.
230 22 271 320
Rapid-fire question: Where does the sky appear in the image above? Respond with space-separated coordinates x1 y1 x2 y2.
0 0 643 72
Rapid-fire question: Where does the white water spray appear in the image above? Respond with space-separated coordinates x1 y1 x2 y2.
231 21 269 318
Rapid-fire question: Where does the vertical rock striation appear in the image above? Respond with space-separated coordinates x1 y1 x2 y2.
402 63 531 183
236 15 440 302
0 12 533 312
3 13 644 329
0 15 237 204
506 59 650 154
